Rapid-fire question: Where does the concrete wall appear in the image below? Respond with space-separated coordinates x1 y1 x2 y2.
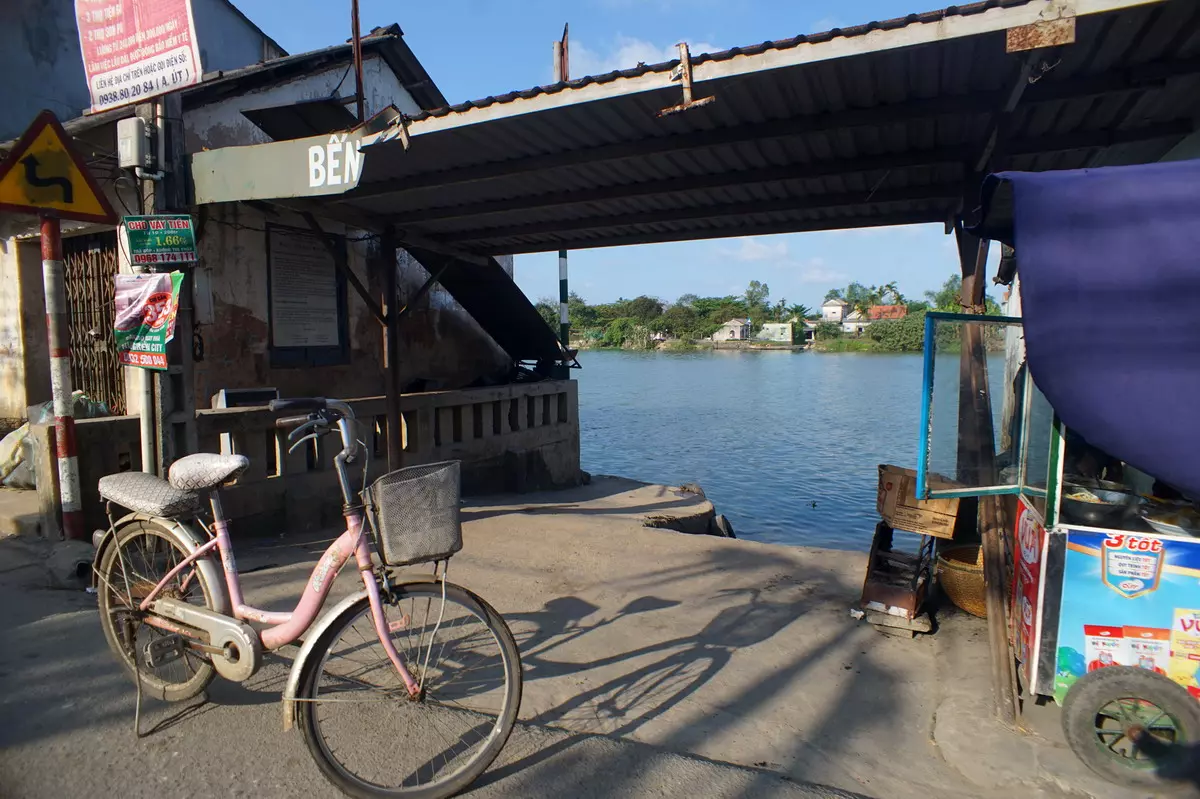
184 53 420 152
0 0 281 140
59 381 581 533
195 0 285 73
758 323 792 343
821 304 846 322
0 239 50 421
186 203 509 412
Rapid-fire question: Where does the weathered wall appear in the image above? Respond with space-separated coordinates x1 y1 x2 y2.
188 203 509 410
393 249 512 392
190 203 383 407
0 0 282 140
184 53 419 152
0 239 51 420
61 381 580 533
195 0 285 72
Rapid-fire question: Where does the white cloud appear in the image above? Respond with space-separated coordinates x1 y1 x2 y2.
569 35 720 78
721 236 788 262
717 238 846 287
796 263 847 284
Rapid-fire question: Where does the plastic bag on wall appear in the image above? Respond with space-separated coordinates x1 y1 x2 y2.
2 391 111 490
0 426 28 483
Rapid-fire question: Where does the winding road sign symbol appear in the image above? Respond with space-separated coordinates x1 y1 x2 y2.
0 110 116 224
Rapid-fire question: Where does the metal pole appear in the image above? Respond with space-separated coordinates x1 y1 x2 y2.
140 369 155 474
553 34 570 349
558 249 569 346
382 232 403 469
41 216 84 541
351 0 365 122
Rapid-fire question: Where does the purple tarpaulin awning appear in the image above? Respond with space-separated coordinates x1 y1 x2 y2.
975 160 1200 498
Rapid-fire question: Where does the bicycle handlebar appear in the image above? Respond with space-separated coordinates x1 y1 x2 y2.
275 414 311 429
269 398 327 414
269 398 362 505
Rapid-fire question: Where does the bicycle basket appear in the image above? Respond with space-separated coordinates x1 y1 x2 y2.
363 460 463 566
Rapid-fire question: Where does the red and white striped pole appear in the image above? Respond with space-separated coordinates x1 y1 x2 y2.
41 216 84 540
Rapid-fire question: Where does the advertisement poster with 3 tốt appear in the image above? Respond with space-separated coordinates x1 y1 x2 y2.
1054 529 1200 703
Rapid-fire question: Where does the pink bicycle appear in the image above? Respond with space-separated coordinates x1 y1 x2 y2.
91 397 522 798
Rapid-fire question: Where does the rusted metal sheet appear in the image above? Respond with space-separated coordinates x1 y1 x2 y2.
1007 17 1077 52
658 42 716 118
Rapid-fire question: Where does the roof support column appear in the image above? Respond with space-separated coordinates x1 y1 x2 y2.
955 217 1020 727
382 230 404 471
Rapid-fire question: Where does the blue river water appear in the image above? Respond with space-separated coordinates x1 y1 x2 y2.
575 349 1004 551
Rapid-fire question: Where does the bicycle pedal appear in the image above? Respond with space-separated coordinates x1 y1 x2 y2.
144 634 186 668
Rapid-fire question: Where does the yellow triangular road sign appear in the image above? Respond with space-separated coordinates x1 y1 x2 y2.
0 110 117 224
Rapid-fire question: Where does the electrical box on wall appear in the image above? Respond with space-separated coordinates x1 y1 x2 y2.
116 116 147 169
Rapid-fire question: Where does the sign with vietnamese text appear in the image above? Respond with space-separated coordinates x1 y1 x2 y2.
123 215 197 265
114 272 183 369
75 0 202 113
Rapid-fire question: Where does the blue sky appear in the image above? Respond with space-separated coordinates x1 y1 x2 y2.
234 0 991 310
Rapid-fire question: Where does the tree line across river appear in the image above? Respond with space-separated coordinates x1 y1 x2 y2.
535 275 1002 352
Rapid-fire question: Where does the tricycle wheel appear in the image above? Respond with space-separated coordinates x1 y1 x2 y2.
1062 666 1200 791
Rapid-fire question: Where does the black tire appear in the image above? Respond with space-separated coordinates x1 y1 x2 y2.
1062 666 1200 791
298 581 522 799
96 520 219 702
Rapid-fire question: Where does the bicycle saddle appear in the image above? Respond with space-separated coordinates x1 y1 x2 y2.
169 453 250 492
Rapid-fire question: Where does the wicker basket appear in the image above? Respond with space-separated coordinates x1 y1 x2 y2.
937 544 987 618
364 461 463 567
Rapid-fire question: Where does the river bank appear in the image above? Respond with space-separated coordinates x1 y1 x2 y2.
573 338 805 353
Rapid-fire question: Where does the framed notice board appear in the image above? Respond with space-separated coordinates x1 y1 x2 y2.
266 224 349 367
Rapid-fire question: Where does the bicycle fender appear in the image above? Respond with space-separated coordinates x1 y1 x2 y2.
92 512 232 616
281 589 369 732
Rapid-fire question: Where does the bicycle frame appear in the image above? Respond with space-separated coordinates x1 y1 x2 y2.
134 496 421 696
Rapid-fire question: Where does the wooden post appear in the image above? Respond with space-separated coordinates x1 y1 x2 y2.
955 222 1020 725
382 232 403 470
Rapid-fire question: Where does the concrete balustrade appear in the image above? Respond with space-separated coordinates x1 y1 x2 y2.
42 380 579 536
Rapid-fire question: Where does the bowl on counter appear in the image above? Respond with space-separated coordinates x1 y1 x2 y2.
1139 505 1200 537
1061 485 1137 526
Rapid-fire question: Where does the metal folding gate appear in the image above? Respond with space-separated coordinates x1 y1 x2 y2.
63 232 125 414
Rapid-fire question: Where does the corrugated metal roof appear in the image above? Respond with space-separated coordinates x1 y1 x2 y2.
411 0 1037 121
243 0 1198 258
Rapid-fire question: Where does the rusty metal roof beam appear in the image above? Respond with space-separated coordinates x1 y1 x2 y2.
347 57 1200 201
486 211 947 255
449 185 960 243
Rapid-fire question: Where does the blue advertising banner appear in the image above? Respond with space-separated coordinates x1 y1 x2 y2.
1054 529 1200 704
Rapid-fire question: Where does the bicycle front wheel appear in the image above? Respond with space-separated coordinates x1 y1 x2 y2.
298 580 522 799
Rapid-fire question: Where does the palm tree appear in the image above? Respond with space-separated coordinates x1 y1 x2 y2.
788 303 813 321
881 281 905 305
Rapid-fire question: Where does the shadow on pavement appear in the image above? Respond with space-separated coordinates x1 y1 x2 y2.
470 546 902 798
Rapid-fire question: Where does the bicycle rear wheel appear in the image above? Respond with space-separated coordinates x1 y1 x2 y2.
96 520 218 702
298 580 521 799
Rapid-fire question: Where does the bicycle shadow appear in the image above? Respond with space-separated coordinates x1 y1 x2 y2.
471 548 900 795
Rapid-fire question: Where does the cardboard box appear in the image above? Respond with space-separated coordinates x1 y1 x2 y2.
876 465 961 539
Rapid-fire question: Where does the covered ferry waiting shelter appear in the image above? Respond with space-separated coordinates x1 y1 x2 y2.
192 0 1200 716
